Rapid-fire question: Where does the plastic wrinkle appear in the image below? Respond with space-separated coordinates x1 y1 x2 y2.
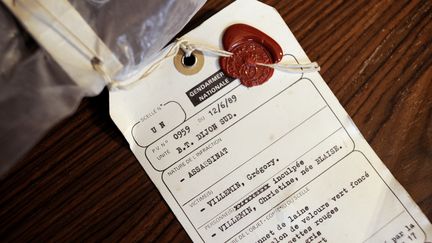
0 0 206 175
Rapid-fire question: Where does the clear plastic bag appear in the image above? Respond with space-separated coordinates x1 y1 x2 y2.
0 0 205 175
70 0 206 79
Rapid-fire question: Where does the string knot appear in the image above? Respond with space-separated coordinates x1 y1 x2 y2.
93 38 320 91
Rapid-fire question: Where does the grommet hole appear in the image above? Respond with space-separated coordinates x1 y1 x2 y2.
174 50 203 75
182 54 197 68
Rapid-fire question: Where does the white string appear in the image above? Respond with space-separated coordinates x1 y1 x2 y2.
102 39 321 90
102 38 234 90
180 42 233 58
256 61 320 73
14 1 320 90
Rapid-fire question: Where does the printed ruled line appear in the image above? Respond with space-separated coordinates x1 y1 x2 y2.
362 210 405 243
203 126 343 232
182 105 328 207
222 131 349 243
198 125 343 230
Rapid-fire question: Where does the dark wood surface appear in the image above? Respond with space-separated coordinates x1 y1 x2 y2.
1 0 431 242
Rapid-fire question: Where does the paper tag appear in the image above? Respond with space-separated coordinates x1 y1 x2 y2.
109 1 432 242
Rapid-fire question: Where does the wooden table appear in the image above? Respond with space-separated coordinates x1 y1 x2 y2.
1 0 431 241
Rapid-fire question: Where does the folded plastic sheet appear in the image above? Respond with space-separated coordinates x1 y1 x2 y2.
0 0 205 175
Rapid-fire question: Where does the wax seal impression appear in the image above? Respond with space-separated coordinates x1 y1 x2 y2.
220 24 283 87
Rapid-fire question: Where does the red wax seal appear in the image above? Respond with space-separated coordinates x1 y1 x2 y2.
220 24 283 87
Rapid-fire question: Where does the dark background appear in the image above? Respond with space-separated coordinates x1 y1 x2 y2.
1 0 431 242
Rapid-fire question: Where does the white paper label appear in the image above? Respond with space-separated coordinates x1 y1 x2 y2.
109 1 432 242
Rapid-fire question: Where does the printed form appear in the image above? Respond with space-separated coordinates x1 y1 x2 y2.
110 1 432 242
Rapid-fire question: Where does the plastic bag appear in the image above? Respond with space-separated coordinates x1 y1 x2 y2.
70 0 206 79
0 0 205 175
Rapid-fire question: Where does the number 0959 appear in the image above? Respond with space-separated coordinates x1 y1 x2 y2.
173 126 190 140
